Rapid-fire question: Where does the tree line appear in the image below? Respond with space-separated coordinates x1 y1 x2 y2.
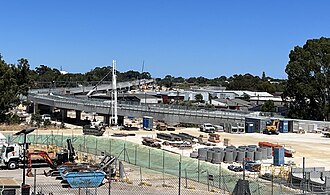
30 65 152 88
156 73 286 94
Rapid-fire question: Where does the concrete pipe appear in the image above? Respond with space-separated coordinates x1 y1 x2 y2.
246 151 254 160
266 147 272 159
198 148 207 161
254 150 262 161
212 151 223 164
207 150 214 162
236 151 245 163
224 150 234 163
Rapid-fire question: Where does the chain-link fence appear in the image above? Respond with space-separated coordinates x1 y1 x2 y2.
4 132 324 195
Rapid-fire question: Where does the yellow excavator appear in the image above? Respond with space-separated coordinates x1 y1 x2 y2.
263 119 280 135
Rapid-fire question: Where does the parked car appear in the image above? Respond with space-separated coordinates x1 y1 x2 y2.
200 123 215 133
214 125 224 132
41 114 51 121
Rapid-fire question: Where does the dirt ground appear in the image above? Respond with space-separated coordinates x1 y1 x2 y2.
2 124 330 170
103 127 330 170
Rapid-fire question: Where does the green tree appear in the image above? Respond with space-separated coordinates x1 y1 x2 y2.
262 71 266 81
161 75 174 88
0 55 31 122
195 93 203 102
285 37 330 120
261 100 276 112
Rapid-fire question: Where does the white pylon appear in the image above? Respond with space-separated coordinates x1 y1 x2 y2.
112 60 118 126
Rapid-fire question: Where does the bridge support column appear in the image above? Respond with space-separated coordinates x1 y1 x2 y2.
75 110 81 122
33 103 38 114
61 109 68 122
118 115 124 126
103 115 110 126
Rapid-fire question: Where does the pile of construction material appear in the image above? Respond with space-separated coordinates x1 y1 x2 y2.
190 145 273 164
156 133 197 143
156 133 196 148
197 134 219 146
142 137 161 149
208 133 221 143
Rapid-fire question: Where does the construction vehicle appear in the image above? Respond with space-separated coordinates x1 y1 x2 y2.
0 139 75 170
263 120 280 135
83 121 106 136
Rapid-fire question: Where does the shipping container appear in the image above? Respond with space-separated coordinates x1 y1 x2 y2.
273 147 285 166
245 117 268 133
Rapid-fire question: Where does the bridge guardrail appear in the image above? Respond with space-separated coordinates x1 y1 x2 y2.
28 93 247 121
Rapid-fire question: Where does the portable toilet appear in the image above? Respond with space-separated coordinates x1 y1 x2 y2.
279 120 289 133
245 122 255 133
273 147 285 166
143 116 153 130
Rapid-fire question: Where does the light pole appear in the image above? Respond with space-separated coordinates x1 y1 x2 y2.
14 127 36 195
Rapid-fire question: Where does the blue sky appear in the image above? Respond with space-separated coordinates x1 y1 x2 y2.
1 1 330 79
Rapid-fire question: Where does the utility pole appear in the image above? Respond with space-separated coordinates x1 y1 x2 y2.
112 60 118 125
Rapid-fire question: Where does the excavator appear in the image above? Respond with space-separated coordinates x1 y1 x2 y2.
263 119 280 135
26 139 76 177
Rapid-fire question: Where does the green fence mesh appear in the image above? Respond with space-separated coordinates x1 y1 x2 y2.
4 132 298 195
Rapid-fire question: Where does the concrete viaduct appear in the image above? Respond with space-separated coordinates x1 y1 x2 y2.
28 92 248 130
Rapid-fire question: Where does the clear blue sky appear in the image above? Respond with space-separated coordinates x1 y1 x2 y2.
1 1 330 79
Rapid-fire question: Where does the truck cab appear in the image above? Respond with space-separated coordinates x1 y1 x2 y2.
200 123 215 133
0 143 22 169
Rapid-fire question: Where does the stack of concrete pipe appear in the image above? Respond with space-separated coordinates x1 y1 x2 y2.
191 145 273 164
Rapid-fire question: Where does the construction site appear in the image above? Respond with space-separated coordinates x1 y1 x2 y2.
1 63 330 195
1 117 330 195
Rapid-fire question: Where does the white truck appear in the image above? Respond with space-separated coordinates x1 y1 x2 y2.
0 133 7 151
0 138 75 170
0 143 22 169
200 123 215 133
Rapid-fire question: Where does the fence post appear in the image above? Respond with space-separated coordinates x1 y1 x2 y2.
33 169 37 195
61 132 64 148
140 167 143 184
124 143 126 161
135 145 137 165
108 162 111 195
109 140 112 156
185 168 187 189
84 135 86 152
51 130 54 146
96 138 98 156
163 150 165 186
148 148 151 169
207 170 210 192
198 159 200 182
178 160 181 195
218 163 221 190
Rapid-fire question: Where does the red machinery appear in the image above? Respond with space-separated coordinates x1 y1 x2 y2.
258 142 294 157
26 150 57 176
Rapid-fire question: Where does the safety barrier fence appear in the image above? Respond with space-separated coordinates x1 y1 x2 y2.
4 133 311 195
